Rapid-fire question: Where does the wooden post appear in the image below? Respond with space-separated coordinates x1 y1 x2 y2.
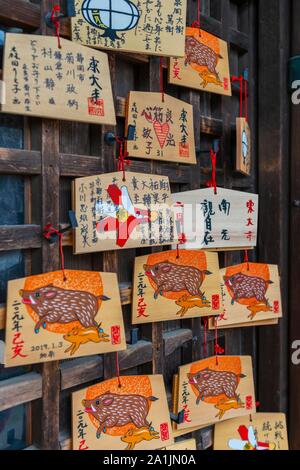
32 0 61 450
289 0 300 450
102 55 119 381
257 0 290 415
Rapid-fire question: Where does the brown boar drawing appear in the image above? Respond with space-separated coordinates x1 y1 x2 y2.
185 35 222 79
223 272 273 306
83 392 158 439
188 368 246 405
144 261 212 300
19 285 110 333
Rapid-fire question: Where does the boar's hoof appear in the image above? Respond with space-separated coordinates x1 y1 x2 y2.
99 328 104 333
154 292 158 300
43 322 47 329
35 328 40 334
96 432 101 439
231 299 235 305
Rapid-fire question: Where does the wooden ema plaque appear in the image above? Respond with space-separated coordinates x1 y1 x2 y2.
132 250 222 324
172 187 259 250
214 413 289 450
126 92 197 164
72 0 187 57
1 33 116 125
72 375 174 450
169 27 232 96
236 117 251 176
163 439 197 450
176 356 256 431
4 270 126 367
73 172 178 254
209 263 282 330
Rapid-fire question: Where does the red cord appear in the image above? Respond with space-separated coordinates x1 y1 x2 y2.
176 232 186 259
116 137 131 181
203 318 207 357
51 5 61 49
198 0 201 31
116 352 122 387
232 75 243 118
206 149 217 194
43 224 66 281
214 318 225 365
244 78 248 122
232 74 249 121
244 249 250 270
160 57 165 103
191 0 201 35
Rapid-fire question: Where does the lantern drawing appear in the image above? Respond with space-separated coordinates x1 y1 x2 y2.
81 0 140 41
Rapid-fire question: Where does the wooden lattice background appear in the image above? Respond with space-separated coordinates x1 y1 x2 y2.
0 0 292 450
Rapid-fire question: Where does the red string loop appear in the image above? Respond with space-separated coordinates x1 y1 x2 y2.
43 224 66 281
206 148 217 194
51 5 62 49
160 57 165 103
116 137 131 181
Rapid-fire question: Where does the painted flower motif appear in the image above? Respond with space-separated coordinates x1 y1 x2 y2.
228 425 274 450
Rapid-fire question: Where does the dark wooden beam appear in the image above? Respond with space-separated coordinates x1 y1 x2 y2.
229 28 249 51
0 372 42 412
0 148 41 175
59 153 103 177
0 225 41 251
0 0 40 29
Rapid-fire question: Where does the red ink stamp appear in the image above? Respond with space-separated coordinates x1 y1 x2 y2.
246 395 253 410
179 143 190 157
212 294 220 310
160 422 169 441
111 325 121 345
223 77 229 90
88 98 104 116
273 300 279 313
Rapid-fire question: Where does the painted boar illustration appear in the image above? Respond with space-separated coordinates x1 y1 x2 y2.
144 261 212 299
185 35 222 78
83 392 158 439
188 368 246 405
19 285 110 333
223 272 273 305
